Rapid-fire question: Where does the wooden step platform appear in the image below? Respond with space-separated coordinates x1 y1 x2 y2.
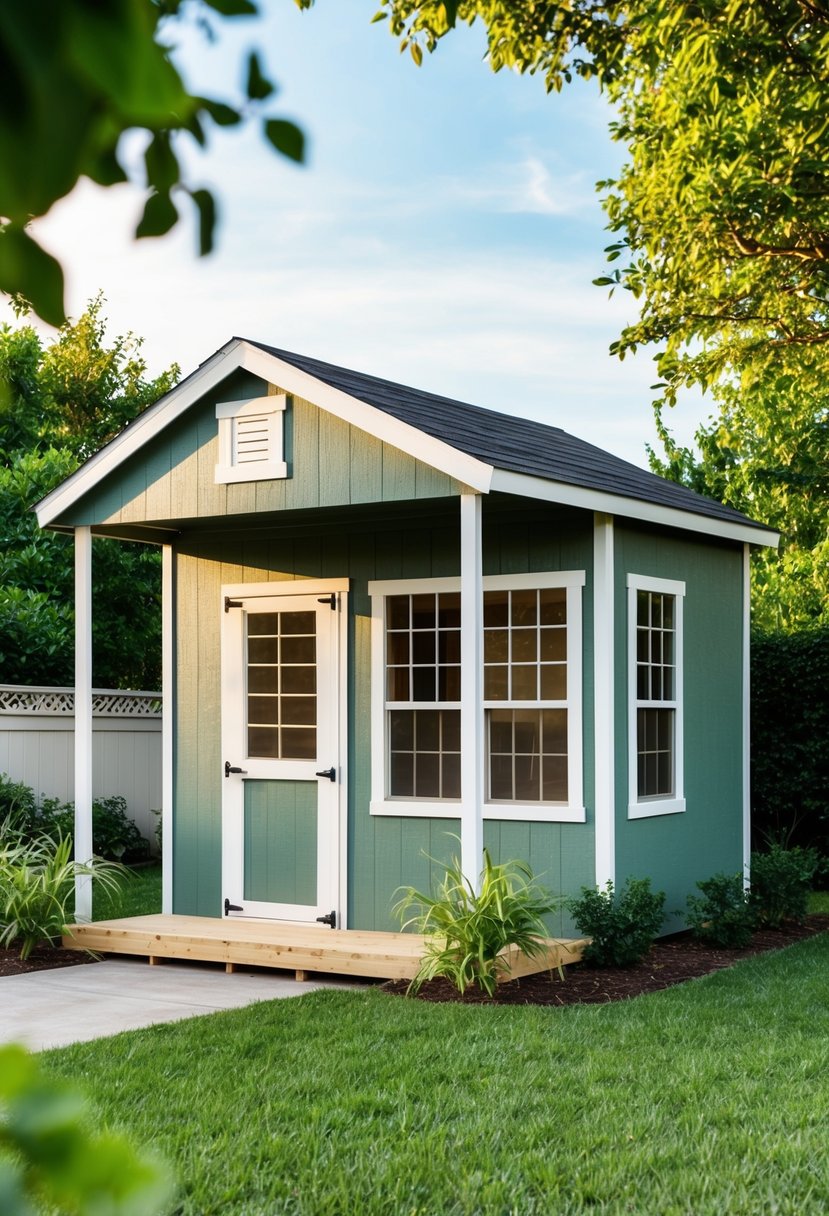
63 914 585 983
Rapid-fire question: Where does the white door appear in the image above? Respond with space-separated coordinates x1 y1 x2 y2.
221 585 344 924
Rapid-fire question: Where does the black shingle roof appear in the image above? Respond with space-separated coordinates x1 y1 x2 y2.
246 340 769 534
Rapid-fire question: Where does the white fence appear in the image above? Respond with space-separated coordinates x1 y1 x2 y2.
0 685 162 847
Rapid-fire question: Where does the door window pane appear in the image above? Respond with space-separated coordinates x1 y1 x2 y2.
247 610 317 759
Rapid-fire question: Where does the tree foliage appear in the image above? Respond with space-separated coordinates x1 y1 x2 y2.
380 0 829 629
0 0 307 325
381 0 829 384
0 298 177 688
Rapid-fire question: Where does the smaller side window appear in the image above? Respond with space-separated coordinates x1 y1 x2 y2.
215 395 288 484
627 574 685 818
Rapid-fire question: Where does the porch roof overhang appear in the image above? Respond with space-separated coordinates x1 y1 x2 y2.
34 337 779 550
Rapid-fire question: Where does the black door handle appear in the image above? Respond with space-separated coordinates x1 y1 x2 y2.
315 767 336 782
224 761 248 778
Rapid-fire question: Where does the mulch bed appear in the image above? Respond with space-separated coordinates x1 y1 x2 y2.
381 914 829 1006
0 944 100 978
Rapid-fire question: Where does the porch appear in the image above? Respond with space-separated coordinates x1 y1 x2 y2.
63 915 586 983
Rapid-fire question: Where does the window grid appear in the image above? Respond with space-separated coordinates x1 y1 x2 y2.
385 593 461 800
484 587 569 805
246 610 317 760
635 590 676 799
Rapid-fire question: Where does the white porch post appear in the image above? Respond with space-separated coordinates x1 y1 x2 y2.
161 544 174 915
460 493 484 891
593 512 615 888
742 542 751 886
74 526 93 921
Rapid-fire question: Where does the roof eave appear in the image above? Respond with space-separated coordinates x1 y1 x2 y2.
490 469 780 548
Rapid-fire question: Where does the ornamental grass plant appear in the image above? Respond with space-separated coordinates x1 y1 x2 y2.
395 843 562 996
0 826 125 959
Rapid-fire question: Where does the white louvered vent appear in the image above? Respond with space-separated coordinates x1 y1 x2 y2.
215 395 288 483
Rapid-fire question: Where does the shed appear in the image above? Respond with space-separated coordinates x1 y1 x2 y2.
35 339 778 938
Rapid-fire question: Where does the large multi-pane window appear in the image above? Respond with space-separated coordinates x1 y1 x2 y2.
385 592 461 799
369 573 584 822
627 575 685 818
484 587 568 804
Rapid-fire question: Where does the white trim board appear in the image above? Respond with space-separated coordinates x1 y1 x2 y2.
491 470 779 549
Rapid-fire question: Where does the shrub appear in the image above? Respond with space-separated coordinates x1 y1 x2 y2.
395 844 562 997
751 629 829 860
749 844 819 928
568 878 665 968
686 873 755 949
0 829 126 959
37 794 150 862
0 773 38 838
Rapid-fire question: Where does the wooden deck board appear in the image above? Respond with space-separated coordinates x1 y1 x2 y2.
63 915 585 983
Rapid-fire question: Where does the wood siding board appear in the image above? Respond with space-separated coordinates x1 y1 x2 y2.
169 417 201 521
349 427 383 504
141 439 172 523
381 445 418 502
285 397 320 511
173 551 200 914
318 412 352 508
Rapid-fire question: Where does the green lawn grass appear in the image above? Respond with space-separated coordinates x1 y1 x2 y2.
92 863 162 920
44 931 829 1216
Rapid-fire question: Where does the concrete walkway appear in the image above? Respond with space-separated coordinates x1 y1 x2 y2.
0 957 363 1052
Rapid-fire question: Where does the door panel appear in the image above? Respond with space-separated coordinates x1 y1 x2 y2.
244 780 318 906
221 586 343 923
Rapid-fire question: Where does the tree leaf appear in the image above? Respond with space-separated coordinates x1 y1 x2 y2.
200 98 243 127
191 189 217 256
0 225 66 328
144 133 180 195
263 118 305 163
246 51 275 101
201 0 258 14
135 191 179 240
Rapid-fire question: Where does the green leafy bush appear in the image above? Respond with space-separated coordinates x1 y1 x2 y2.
0 773 38 837
37 794 150 862
0 1043 173 1215
568 878 665 968
686 873 755 949
0 829 125 959
750 844 819 928
751 629 829 861
395 845 562 997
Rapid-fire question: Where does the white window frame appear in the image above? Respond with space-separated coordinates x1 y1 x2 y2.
368 571 585 823
627 573 686 819
215 395 288 484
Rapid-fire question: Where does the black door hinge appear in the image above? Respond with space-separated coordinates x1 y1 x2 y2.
316 910 336 928
225 597 242 613
317 594 336 609
224 898 242 915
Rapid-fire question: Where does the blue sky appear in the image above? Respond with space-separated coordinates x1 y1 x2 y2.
3 2 703 466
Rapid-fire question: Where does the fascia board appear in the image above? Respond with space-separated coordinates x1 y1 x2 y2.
491 469 780 549
35 341 244 527
238 343 493 493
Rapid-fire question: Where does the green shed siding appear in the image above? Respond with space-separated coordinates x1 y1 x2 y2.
172 502 596 932
612 524 744 931
62 371 463 529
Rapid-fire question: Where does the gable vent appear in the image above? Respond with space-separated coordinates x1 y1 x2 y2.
215 394 288 484
234 414 271 465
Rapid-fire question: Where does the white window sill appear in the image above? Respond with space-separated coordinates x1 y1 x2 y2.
627 797 686 820
370 800 586 823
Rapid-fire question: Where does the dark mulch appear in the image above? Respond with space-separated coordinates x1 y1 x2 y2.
382 915 829 1006
0 944 99 978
